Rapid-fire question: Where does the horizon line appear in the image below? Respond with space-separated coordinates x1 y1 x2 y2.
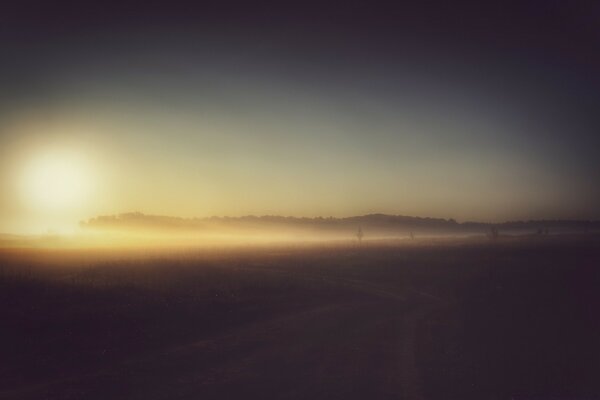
82 211 600 225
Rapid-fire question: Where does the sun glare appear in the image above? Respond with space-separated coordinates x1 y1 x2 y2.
20 150 92 211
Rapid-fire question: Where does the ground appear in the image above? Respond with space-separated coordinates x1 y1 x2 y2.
1 235 599 399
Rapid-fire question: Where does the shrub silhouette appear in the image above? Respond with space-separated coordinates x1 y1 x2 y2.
356 226 364 243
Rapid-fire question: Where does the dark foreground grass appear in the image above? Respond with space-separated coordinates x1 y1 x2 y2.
1 235 599 399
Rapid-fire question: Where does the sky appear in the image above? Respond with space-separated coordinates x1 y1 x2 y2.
1 0 599 233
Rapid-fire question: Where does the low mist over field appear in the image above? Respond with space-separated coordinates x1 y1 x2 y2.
1 211 598 249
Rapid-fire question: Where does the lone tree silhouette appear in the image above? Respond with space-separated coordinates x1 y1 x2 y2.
488 226 499 239
356 226 364 243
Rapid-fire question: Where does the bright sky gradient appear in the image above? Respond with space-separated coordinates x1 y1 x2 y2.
1 2 599 233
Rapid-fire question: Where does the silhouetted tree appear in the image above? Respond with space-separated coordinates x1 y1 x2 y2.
487 226 499 239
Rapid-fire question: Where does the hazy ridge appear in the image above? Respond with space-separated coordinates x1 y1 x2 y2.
81 212 600 236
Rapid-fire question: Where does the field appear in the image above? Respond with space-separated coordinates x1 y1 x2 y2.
1 235 599 399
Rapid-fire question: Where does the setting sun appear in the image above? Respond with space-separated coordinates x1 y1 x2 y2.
19 150 92 211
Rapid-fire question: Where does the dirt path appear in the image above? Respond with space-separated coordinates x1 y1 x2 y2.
230 264 445 400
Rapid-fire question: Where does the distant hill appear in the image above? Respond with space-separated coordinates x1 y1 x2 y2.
80 212 600 237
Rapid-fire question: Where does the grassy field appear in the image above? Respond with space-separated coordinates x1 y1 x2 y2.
1 235 599 399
